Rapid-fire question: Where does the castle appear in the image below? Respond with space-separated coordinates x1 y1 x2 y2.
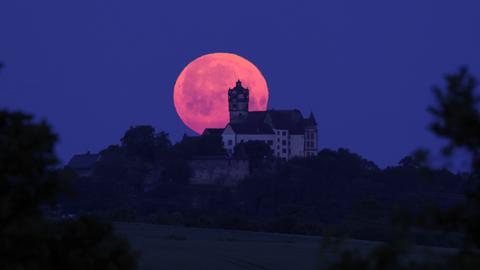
66 80 318 186
204 80 318 160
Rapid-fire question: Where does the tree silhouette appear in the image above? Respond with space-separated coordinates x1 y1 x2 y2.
234 140 273 160
234 140 273 173
0 66 137 269
121 125 156 160
325 67 480 270
173 133 226 158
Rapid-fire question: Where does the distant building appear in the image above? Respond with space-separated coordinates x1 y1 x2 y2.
219 80 318 160
66 152 100 177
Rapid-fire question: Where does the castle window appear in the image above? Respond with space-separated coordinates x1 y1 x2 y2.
282 140 286 146
282 149 286 153
228 140 233 146
282 131 287 136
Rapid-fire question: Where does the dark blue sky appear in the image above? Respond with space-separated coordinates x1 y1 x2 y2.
1 0 479 167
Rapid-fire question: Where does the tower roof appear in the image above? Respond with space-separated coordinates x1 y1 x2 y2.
229 80 249 92
304 112 317 126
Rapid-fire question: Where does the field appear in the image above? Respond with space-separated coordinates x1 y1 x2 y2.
115 222 459 270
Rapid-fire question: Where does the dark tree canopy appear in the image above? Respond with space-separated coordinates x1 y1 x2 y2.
325 67 480 270
121 125 156 159
174 134 227 158
155 131 173 159
0 111 61 222
161 157 193 185
0 110 137 270
234 140 273 173
234 140 273 160
429 67 480 168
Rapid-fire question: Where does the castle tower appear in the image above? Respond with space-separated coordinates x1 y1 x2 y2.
304 112 318 156
228 80 249 123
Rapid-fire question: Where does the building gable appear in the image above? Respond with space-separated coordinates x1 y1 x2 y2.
265 109 311 134
222 125 236 135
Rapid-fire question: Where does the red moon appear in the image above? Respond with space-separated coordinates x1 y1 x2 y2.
173 53 269 134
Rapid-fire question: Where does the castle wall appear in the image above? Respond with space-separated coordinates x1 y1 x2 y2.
272 129 289 159
222 125 236 155
189 158 249 186
290 134 305 158
304 127 318 156
236 134 274 145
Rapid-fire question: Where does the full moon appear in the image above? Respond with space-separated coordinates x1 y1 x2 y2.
173 53 269 134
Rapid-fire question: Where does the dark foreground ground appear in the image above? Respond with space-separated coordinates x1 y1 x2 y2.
114 222 456 270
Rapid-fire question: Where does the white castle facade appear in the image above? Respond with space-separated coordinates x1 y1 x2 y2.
203 80 318 160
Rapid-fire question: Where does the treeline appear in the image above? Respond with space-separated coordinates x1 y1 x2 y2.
63 127 468 245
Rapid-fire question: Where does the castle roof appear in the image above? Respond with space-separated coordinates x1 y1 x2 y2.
227 111 274 134
245 111 267 123
224 109 316 135
265 109 307 134
229 122 275 134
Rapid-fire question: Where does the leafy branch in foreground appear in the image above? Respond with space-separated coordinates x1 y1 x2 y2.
324 67 480 270
0 64 138 269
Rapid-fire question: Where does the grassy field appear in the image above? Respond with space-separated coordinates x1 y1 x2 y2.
114 222 455 270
